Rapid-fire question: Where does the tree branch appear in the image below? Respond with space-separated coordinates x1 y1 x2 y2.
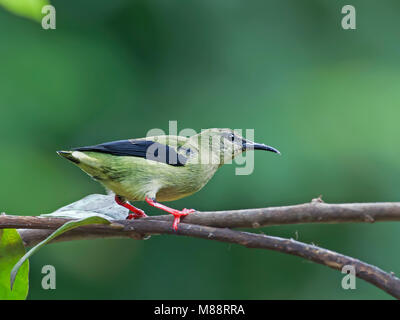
144 199 400 228
5 200 400 232
1 200 400 299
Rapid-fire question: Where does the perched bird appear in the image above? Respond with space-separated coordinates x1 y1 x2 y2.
57 128 280 230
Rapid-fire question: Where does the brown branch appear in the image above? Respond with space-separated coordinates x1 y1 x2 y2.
2 200 400 299
5 200 400 231
14 219 400 299
144 200 400 228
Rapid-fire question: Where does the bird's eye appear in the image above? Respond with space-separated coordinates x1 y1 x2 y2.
229 133 235 141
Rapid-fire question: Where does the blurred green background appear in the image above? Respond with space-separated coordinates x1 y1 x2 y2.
1 0 400 299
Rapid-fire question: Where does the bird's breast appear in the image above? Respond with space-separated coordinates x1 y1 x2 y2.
91 156 220 202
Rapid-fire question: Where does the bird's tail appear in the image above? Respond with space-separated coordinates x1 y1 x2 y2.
56 151 81 164
57 150 112 181
57 149 101 171
57 150 101 168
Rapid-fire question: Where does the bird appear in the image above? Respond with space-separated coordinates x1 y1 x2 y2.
57 128 280 230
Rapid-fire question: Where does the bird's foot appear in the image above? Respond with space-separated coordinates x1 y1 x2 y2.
181 208 196 214
170 208 196 231
115 195 148 219
124 206 148 219
144 197 196 231
126 211 147 220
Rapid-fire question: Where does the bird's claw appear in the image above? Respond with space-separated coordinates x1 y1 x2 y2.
182 208 196 214
126 211 148 220
171 208 196 230
115 195 148 219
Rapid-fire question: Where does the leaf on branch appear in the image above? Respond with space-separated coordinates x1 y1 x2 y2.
10 215 110 290
40 194 128 220
0 0 49 22
0 229 29 300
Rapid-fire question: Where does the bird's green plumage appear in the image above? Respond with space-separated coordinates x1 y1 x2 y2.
57 128 279 203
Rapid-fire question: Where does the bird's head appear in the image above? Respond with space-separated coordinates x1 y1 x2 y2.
189 128 280 165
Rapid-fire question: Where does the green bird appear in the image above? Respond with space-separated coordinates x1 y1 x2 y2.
57 128 280 230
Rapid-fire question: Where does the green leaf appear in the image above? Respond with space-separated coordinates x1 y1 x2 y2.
10 216 110 289
0 0 50 22
0 229 29 300
41 194 129 221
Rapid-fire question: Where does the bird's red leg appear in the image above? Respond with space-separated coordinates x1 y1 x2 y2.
145 196 195 230
115 195 148 219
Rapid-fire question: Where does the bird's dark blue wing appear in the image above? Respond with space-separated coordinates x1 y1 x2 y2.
72 140 187 166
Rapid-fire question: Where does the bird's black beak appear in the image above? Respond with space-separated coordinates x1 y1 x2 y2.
242 141 281 155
